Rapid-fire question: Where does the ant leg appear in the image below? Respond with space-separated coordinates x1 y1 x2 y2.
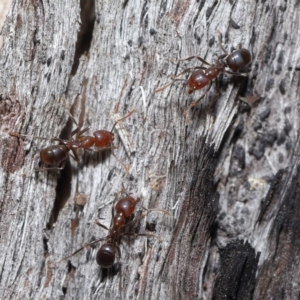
56 237 108 263
31 160 66 175
69 116 92 141
34 166 65 172
183 81 213 117
9 132 67 144
20 166 65 176
95 220 110 231
77 119 91 136
57 245 89 263
178 55 211 66
116 244 121 262
155 78 186 93
114 245 123 291
27 160 67 175
110 196 116 228
68 109 91 139
61 107 81 139
121 211 148 229
217 53 227 60
172 66 206 78
122 207 169 230
225 70 248 77
86 145 129 172
69 150 80 162
121 232 162 242
205 79 221 115
183 94 206 117
61 94 79 127
206 94 220 115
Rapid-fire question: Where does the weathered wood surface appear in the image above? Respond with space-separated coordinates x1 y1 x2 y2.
0 0 12 48
0 1 300 299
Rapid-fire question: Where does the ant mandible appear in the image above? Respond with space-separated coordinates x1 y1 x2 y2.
9 110 134 172
62 193 169 269
156 37 251 114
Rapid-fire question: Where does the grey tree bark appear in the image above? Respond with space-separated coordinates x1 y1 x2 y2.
0 0 300 299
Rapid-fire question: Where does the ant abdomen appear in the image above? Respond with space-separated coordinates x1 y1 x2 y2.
96 243 116 268
93 130 114 148
226 49 252 72
40 145 69 165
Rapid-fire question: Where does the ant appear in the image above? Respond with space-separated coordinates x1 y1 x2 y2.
9 110 134 172
156 38 251 114
62 193 169 270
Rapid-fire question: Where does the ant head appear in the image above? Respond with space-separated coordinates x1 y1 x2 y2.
92 110 134 149
96 243 116 268
40 145 69 165
226 49 251 72
93 130 114 148
115 196 140 217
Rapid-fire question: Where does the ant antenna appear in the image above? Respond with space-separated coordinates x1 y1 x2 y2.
110 110 135 132
111 148 130 173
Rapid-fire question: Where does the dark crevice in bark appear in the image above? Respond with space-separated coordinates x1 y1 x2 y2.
46 109 75 230
206 0 218 20
257 168 286 223
62 261 77 295
162 141 218 298
47 160 72 230
212 240 260 300
254 162 300 299
71 0 95 75
43 236 49 255
46 91 85 229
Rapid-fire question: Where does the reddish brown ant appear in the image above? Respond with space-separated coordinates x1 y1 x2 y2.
156 39 251 114
9 110 134 172
62 193 169 270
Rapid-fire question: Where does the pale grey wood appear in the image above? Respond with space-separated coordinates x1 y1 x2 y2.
0 0 300 299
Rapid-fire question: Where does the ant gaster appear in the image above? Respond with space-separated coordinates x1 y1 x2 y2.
156 39 251 113
9 110 134 171
63 194 169 269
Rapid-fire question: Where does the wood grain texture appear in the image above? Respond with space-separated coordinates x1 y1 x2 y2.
0 0 300 299
0 0 12 48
